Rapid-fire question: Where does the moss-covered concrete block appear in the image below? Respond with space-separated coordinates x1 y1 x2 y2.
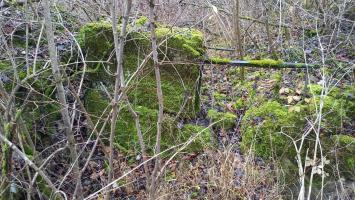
84 89 211 154
78 20 205 118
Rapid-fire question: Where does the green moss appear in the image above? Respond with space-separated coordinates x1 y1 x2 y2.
304 84 354 133
208 57 231 64
182 44 201 57
129 69 199 118
308 84 323 95
135 16 149 26
0 61 10 70
85 89 109 118
79 21 207 154
156 27 204 58
305 29 318 38
234 98 244 109
78 21 204 62
179 124 211 152
84 89 209 154
115 105 157 153
249 59 284 68
342 86 355 121
335 135 355 148
271 72 282 95
77 21 114 63
240 101 302 158
295 63 305 68
306 95 346 134
207 109 236 129
213 92 227 101
155 27 171 37
78 21 204 117
331 135 355 177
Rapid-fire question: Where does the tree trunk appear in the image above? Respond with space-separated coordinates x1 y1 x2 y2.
233 0 245 81
42 0 83 199
147 0 164 198
105 0 133 199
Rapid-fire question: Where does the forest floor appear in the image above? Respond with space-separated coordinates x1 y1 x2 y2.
1 2 354 200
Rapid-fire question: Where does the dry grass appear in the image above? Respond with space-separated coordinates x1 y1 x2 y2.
156 147 283 200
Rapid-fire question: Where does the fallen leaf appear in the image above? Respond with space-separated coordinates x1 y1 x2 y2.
296 89 302 95
279 87 290 95
225 103 235 112
293 96 301 102
90 171 98 180
287 96 294 104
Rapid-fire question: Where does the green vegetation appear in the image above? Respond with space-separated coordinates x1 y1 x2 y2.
77 21 204 65
208 57 232 64
180 124 211 152
331 135 355 177
79 20 204 118
135 16 148 26
213 92 227 101
304 86 354 134
0 61 10 72
305 29 318 37
248 59 284 68
84 90 211 153
3 2 355 199
240 101 301 158
207 109 237 129
81 20 208 153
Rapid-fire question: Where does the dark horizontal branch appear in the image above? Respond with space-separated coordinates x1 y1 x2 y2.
204 58 318 69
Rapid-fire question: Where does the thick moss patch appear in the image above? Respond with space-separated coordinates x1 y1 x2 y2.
240 101 302 158
207 57 231 64
79 20 204 118
77 21 204 66
248 59 284 68
84 90 211 153
79 20 208 154
304 85 354 134
207 109 237 129
330 135 355 178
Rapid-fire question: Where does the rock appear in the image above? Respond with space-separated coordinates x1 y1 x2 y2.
292 95 301 102
279 87 290 95
79 19 205 118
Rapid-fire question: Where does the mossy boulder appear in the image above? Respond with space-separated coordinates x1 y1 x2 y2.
240 97 352 158
79 19 209 155
240 98 355 183
329 135 355 178
77 20 204 69
78 20 205 118
240 101 303 159
84 89 211 154
304 84 354 134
